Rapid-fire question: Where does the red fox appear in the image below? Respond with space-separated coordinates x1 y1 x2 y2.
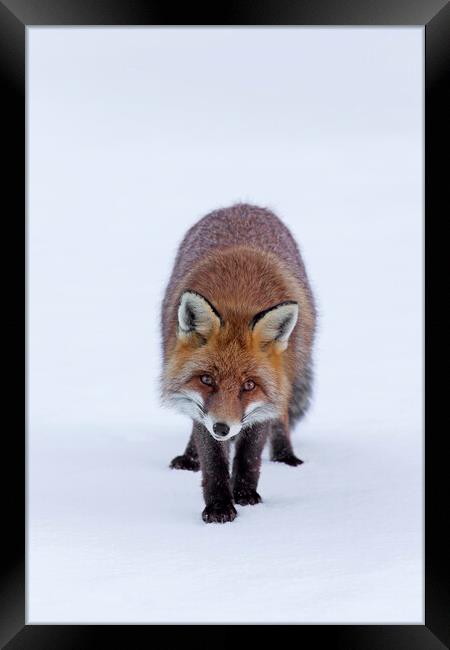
161 203 316 523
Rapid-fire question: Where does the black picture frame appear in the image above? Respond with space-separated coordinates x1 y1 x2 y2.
2 0 448 647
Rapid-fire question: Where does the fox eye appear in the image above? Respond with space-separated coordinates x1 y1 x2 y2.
242 379 255 391
200 374 214 386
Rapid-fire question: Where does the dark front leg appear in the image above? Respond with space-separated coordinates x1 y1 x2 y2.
170 426 200 471
270 419 303 466
194 422 236 523
232 423 269 505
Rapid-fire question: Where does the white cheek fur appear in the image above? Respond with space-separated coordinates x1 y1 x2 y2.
242 401 279 427
244 400 265 416
182 390 204 406
167 390 205 422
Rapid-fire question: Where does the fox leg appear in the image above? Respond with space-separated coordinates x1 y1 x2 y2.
270 416 304 467
270 367 313 466
232 423 269 505
194 422 236 523
169 425 200 472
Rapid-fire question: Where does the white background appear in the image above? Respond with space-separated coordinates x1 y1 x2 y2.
28 27 423 623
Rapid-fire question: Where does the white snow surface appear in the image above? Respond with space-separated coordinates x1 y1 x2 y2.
28 28 423 623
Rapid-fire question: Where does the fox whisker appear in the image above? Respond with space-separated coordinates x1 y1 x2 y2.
179 391 206 415
172 392 207 419
241 405 277 425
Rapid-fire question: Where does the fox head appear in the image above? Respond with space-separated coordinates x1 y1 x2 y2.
163 290 298 441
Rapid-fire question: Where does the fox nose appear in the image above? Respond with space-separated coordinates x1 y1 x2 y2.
213 422 230 437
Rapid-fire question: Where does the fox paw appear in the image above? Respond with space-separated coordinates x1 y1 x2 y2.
170 454 200 472
271 451 304 466
202 502 237 524
233 488 262 506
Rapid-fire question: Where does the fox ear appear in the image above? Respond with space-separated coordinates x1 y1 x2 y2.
250 301 298 351
177 291 222 340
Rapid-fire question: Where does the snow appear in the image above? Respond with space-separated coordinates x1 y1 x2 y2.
27 27 423 623
28 423 422 623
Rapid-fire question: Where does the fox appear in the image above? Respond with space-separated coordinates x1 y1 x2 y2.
161 203 316 523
